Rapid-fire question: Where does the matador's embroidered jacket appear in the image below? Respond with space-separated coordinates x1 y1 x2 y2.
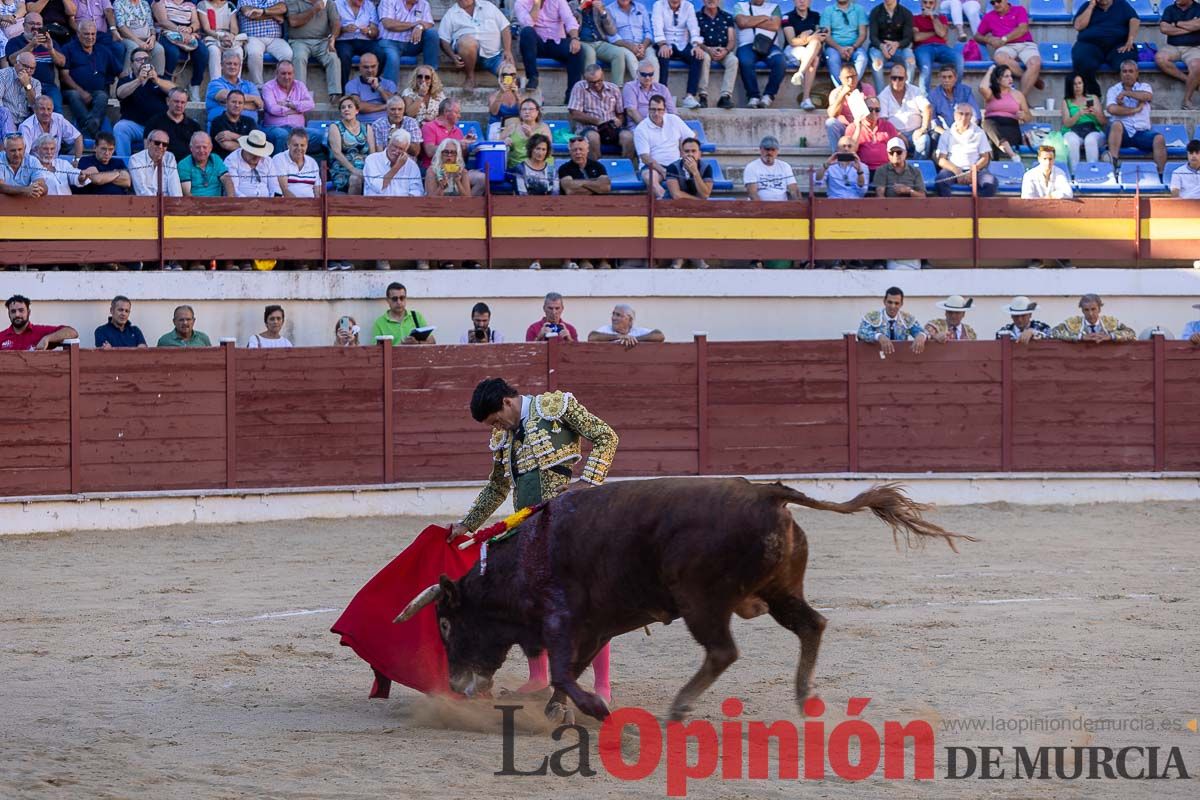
857 309 924 342
459 391 619 531
1051 315 1136 342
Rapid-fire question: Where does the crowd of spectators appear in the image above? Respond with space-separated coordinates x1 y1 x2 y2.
7 288 1200 352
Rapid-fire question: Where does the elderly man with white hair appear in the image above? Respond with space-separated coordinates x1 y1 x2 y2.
364 129 423 197
933 102 994 197
588 303 665 348
30 134 76 195
19 95 82 159
223 129 278 198
129 128 183 196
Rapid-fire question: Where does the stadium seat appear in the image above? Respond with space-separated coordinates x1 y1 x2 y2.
1162 161 1186 187
1118 162 1167 193
1072 161 1122 194
603 158 643 192
703 158 734 192
1038 42 1072 72
964 44 992 70
306 120 336 150
1019 122 1052 155
910 159 937 188
1027 0 1074 22
457 120 484 141
685 120 717 153
988 160 1026 193
1154 124 1191 157
544 119 571 155
1128 0 1161 21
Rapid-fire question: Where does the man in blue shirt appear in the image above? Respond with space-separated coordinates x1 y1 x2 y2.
205 50 264 124
75 132 132 195
1183 302 1200 344
60 20 120 138
1071 0 1139 85
927 64 978 139
94 296 148 349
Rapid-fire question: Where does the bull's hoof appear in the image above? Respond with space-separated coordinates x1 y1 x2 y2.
575 693 611 722
545 700 575 727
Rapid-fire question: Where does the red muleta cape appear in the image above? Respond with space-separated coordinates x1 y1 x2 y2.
330 524 477 697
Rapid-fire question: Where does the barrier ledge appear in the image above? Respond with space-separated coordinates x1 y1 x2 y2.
3 473 1198 537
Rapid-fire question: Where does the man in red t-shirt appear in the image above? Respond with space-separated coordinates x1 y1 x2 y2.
524 291 579 342
1 295 78 351
912 0 962 93
847 96 900 170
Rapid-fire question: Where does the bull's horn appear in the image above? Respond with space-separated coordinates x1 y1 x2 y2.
393 584 443 623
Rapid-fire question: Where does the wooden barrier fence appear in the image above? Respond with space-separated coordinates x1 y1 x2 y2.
3 335 1199 499
2 196 1199 267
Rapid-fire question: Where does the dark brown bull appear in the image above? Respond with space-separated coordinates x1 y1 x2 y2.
397 477 973 722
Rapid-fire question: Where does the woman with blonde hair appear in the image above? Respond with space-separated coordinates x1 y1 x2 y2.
402 65 444 124
425 137 471 197
487 61 521 139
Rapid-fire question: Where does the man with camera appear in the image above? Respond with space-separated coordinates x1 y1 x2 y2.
524 292 579 342
4 13 65 111
459 302 506 344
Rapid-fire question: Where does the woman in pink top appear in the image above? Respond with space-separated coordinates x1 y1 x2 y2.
978 63 1030 162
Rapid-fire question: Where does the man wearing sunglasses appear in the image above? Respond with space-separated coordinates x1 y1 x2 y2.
846 95 898 171
0 53 42 124
3 13 64 112
878 63 931 158
621 56 675 125
128 128 183 196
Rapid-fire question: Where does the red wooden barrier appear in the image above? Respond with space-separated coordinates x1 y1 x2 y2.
2 338 1199 498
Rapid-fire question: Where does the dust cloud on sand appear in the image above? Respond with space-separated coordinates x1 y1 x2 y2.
1 502 1196 799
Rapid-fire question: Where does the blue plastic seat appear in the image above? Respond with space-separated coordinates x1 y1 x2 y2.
685 119 717 153
306 120 336 149
1019 122 1052 155
964 44 992 70
1154 124 1191 157
603 158 643 192
1027 0 1074 22
910 159 937 188
544 119 572 155
703 157 734 192
988 160 1026 192
1162 161 1186 187
1038 42 1073 72
1118 161 1166 192
1128 0 1160 20
1072 161 1122 194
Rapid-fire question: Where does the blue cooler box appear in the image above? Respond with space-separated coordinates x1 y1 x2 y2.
474 142 508 180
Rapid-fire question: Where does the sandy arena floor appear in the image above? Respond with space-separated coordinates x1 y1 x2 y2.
1 500 1197 799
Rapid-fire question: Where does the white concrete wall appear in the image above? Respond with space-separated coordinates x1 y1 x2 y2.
3 474 1198 537
7 269 1200 347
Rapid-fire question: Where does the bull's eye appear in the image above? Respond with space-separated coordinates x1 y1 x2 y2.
439 618 451 639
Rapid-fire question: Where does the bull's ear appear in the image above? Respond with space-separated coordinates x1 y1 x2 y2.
439 574 460 609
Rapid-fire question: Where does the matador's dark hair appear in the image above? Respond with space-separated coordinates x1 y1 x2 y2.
470 378 519 422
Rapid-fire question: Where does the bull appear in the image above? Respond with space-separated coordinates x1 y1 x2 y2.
397 477 973 723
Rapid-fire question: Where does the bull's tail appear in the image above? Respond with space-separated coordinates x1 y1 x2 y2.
765 481 978 552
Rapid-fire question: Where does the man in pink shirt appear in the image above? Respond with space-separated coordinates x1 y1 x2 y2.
846 95 899 170
974 0 1042 95
260 60 315 152
515 0 585 103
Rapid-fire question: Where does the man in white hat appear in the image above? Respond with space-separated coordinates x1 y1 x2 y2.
1182 303 1200 345
925 295 976 341
1051 293 1136 343
995 296 1052 344
224 130 277 198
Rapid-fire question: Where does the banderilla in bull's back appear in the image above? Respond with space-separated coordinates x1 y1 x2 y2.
397 477 977 724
